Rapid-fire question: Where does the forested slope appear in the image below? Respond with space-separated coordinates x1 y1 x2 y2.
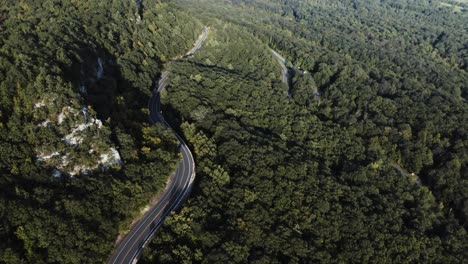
0 0 203 263
1 0 467 263
140 0 468 263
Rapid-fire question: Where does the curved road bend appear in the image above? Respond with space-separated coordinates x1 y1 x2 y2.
270 49 289 84
271 49 321 98
108 26 208 264
270 49 292 98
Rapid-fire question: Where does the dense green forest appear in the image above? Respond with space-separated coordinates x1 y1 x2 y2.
1 0 467 263
0 0 203 262
140 0 468 263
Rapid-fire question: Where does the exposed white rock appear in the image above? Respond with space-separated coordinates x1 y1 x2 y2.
94 118 103 128
63 117 103 145
61 155 70 167
37 151 60 162
111 148 123 165
58 107 72 124
42 145 124 177
58 112 67 124
34 100 46 108
36 102 124 177
95 119 103 128
64 123 89 144
70 164 95 176
38 119 52 128
100 147 123 166
52 169 62 178
100 153 110 164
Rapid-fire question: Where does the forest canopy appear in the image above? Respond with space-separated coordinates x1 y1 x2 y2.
0 0 467 263
0 0 203 262
140 0 468 263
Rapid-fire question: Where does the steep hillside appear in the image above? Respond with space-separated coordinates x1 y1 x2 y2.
0 0 202 262
140 0 468 263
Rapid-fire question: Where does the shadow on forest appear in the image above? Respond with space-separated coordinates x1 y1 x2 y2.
64 46 152 124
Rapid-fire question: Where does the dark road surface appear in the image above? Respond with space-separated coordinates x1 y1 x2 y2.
108 27 208 264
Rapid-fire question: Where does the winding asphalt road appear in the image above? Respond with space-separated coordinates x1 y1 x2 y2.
108 27 208 264
270 49 289 84
271 49 293 98
271 49 321 98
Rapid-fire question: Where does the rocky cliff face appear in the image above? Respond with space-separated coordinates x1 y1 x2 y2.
33 53 122 177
